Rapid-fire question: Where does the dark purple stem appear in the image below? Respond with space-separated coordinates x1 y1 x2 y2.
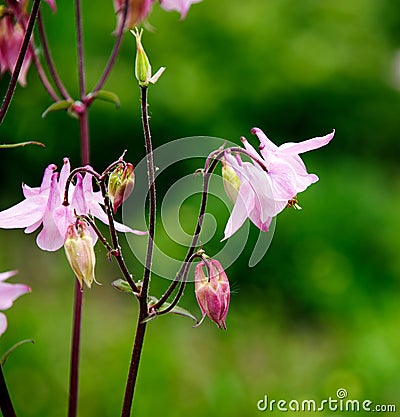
0 366 17 417
0 0 41 125
68 2 89 415
120 86 156 417
37 10 71 100
153 146 267 310
92 0 129 95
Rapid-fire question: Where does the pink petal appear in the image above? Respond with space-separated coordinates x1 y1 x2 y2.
279 130 335 155
0 282 30 310
70 174 88 215
0 313 7 336
58 158 71 199
0 271 18 282
159 0 202 19
0 195 47 228
223 182 253 240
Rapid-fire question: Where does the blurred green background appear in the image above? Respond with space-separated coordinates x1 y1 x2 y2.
1 0 400 415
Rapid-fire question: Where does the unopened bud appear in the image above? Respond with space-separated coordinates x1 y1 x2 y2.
131 27 165 87
195 259 230 330
64 221 96 289
108 163 135 213
222 159 241 203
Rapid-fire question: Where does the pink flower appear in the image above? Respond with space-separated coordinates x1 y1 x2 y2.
223 128 335 239
114 0 201 32
0 270 30 336
0 158 146 251
0 12 32 86
195 259 230 330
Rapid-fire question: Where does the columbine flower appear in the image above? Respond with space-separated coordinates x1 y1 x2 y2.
0 270 30 336
223 128 335 239
114 0 201 32
0 158 146 251
195 259 230 330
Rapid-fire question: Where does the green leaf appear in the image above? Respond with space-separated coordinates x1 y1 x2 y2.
88 90 120 108
1 339 34 366
143 296 198 323
111 279 135 293
42 100 73 118
0 141 45 149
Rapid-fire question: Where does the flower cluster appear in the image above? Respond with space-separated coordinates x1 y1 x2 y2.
0 270 30 336
223 128 335 239
0 158 144 251
114 0 202 32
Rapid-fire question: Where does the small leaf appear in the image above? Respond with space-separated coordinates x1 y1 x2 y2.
112 279 135 293
88 90 120 108
144 296 198 323
1 339 34 366
42 100 73 118
0 141 45 149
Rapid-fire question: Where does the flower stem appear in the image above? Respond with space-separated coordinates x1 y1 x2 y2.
0 366 17 417
120 86 156 417
0 0 41 125
92 0 129 95
37 10 71 100
68 2 89 415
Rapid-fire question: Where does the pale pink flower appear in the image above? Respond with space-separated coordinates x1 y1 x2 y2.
114 0 201 32
0 158 146 251
0 270 30 336
223 128 335 239
195 259 230 330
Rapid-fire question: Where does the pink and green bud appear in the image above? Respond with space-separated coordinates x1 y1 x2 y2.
195 259 230 330
64 221 96 289
222 158 241 203
108 163 135 213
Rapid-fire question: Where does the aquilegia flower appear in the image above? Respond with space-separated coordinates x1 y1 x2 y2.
114 0 202 32
0 158 146 251
195 259 230 330
0 270 30 336
223 127 335 239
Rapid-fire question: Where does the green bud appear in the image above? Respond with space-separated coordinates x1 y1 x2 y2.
108 163 135 213
222 159 241 203
64 221 97 289
131 27 152 86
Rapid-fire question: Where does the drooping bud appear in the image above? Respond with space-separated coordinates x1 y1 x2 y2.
131 27 165 87
222 158 241 203
108 163 135 213
64 221 96 289
194 259 230 330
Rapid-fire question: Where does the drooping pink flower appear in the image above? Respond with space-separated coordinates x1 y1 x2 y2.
0 158 146 251
0 270 30 336
114 0 201 32
223 128 335 239
195 259 230 330
0 12 32 86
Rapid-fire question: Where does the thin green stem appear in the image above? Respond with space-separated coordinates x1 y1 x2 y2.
121 86 156 417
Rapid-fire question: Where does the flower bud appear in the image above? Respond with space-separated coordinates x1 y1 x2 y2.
195 259 230 330
64 221 96 289
131 27 152 86
222 159 241 203
108 163 135 213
